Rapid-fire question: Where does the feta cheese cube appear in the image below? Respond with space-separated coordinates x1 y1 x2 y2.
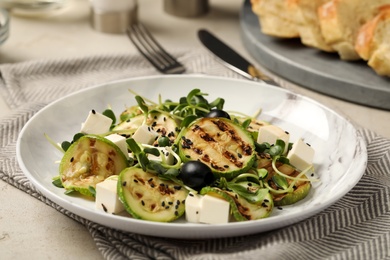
147 147 174 165
257 125 290 154
80 110 112 135
199 195 230 224
287 138 315 171
185 192 203 223
132 125 159 145
95 178 124 214
105 134 129 159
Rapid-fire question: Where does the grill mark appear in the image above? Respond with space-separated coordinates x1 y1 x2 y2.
185 118 253 171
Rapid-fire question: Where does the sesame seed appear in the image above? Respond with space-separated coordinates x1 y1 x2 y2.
122 181 127 186
141 200 145 206
175 211 179 216
101 203 107 212
92 109 96 114
70 157 74 162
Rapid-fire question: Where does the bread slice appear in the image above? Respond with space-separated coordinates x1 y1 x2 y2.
355 5 390 76
295 0 334 52
251 0 334 52
251 0 301 38
318 0 390 60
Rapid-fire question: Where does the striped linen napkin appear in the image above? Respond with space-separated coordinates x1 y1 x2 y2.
0 50 389 260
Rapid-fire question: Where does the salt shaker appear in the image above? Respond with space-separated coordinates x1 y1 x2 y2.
164 0 209 17
90 0 138 34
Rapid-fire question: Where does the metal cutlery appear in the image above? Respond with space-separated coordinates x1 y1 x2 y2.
198 29 279 86
127 23 186 74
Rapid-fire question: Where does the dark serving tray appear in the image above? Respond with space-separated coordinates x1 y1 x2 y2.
239 0 390 110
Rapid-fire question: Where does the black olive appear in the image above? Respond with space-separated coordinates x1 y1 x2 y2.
205 109 231 119
179 161 215 190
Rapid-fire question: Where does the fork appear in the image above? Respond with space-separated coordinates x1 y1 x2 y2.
127 23 186 74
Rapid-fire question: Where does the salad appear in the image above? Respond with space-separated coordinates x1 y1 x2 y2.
47 88 316 224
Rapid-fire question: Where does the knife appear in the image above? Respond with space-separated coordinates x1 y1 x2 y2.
197 29 279 86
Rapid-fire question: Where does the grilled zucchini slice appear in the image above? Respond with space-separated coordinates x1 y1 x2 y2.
118 167 188 222
200 186 273 221
113 112 179 145
178 117 256 179
59 135 129 197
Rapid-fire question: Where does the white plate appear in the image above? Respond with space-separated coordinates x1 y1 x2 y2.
17 75 367 239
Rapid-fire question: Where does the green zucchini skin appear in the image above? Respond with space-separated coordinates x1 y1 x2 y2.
177 117 256 179
273 180 311 206
200 186 274 221
118 167 188 222
59 135 129 197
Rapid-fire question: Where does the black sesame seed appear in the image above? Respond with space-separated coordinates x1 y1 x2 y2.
101 203 107 212
92 109 96 114
133 179 138 183
189 193 194 197
168 201 173 205
162 201 165 207
165 206 170 209
141 200 145 206
174 211 179 216
285 131 289 134
174 185 182 190
122 181 127 186
70 157 74 162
